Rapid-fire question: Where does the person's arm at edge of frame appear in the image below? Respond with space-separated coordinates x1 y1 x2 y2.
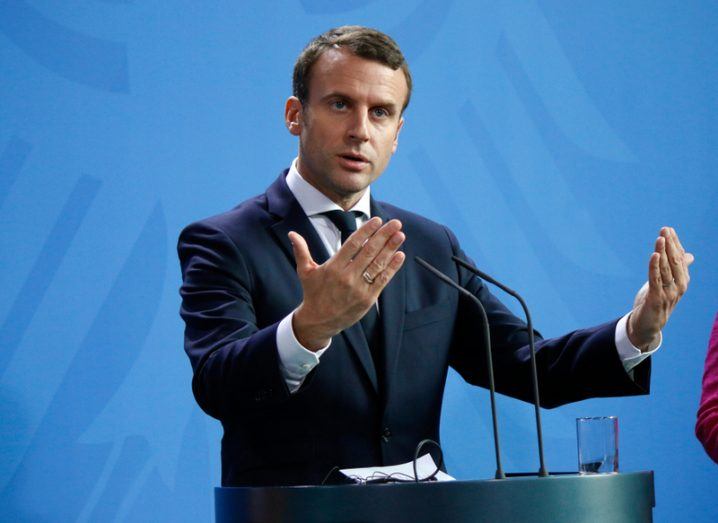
696 312 718 464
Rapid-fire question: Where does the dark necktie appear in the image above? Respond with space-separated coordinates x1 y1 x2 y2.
321 210 383 387
321 209 361 244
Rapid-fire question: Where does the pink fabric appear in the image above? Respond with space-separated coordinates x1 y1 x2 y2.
696 312 718 464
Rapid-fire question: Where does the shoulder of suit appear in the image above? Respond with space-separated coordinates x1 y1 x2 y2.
180 192 271 241
376 201 454 239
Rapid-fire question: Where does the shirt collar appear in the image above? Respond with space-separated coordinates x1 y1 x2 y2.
286 158 372 219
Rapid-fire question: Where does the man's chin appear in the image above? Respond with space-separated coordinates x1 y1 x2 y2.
332 172 373 193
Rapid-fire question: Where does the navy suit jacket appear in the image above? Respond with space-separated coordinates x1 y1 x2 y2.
178 171 650 487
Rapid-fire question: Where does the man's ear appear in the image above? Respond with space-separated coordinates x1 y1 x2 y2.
285 96 303 136
391 117 405 153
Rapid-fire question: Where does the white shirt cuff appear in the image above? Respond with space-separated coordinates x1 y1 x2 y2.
276 310 330 393
615 312 661 374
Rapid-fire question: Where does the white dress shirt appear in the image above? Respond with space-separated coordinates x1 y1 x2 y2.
275 159 658 392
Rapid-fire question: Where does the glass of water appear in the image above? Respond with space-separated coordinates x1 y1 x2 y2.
576 416 619 474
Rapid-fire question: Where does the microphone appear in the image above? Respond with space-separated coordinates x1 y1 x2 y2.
414 256 505 480
451 255 548 477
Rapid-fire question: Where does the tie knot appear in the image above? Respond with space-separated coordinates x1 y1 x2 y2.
322 210 363 244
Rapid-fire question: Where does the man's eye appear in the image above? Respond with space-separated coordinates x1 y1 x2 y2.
372 108 389 118
332 101 346 110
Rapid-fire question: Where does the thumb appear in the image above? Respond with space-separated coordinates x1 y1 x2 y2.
288 231 316 275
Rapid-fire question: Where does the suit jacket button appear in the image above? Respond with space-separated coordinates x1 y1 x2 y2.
381 428 392 443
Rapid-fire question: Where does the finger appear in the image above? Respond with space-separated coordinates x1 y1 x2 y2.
363 231 405 280
666 234 688 292
670 227 695 267
669 227 689 268
659 226 672 250
670 227 686 255
288 231 316 275
647 252 661 295
333 217 383 266
371 251 406 292
671 227 693 289
347 219 403 271
666 231 685 284
656 236 673 288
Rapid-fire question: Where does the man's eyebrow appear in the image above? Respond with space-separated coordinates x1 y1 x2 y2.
320 91 352 102
320 91 400 110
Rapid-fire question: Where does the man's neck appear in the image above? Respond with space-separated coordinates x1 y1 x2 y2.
332 192 366 212
289 159 371 213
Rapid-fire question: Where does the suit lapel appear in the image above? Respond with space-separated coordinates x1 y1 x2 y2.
341 324 379 394
265 172 379 393
267 172 330 266
372 199 406 402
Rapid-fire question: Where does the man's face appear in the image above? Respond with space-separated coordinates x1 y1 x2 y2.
286 48 407 208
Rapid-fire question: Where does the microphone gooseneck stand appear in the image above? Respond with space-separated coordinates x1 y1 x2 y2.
415 256 505 480
451 255 548 478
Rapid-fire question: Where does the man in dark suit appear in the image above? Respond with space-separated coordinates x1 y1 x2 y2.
178 26 692 487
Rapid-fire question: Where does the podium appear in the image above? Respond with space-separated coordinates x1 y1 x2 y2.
215 471 654 523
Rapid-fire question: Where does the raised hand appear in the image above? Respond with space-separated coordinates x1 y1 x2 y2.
628 227 694 351
288 217 406 350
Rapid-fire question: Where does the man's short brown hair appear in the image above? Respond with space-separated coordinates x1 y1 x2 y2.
293 26 412 113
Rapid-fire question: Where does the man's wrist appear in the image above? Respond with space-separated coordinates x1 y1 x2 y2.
626 312 661 353
293 306 332 351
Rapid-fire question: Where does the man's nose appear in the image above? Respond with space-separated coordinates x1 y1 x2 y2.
347 111 370 142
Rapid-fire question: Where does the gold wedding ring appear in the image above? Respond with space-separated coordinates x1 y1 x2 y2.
362 271 375 284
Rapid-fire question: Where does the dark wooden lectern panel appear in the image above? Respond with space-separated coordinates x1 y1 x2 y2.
215 471 654 523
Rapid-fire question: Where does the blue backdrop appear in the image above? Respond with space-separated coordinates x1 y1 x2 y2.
1 1 716 521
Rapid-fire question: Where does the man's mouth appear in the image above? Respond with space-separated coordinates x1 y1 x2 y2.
337 153 370 171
